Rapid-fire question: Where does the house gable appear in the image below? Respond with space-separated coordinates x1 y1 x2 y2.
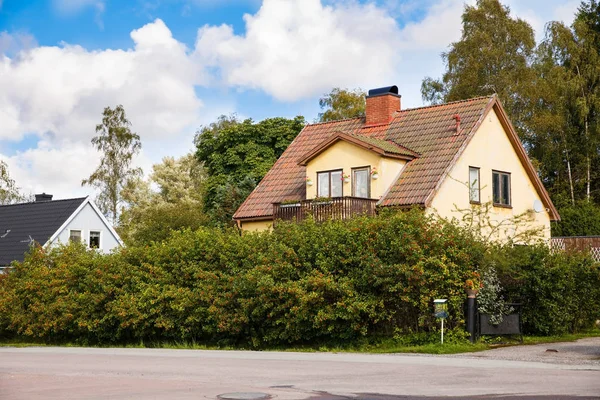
299 131 418 166
305 139 407 200
0 197 87 267
429 107 554 239
47 198 123 251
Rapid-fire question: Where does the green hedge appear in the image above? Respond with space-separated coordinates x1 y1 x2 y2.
488 244 600 335
0 210 598 346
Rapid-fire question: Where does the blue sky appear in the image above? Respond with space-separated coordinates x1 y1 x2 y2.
0 0 581 198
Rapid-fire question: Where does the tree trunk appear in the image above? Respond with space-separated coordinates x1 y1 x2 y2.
562 136 575 206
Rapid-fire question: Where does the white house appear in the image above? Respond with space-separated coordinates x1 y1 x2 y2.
0 194 123 269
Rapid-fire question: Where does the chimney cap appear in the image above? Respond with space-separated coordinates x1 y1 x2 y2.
35 193 53 202
367 85 399 97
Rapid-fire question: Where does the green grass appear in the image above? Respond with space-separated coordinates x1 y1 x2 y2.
0 337 489 354
353 341 490 354
521 329 600 345
2 328 598 354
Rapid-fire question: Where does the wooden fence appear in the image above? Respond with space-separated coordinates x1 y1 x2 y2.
550 236 600 261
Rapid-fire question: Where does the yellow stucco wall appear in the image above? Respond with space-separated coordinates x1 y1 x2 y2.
429 108 551 241
240 220 273 232
305 140 406 200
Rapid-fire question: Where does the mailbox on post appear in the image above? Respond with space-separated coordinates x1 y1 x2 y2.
433 299 448 344
434 299 448 319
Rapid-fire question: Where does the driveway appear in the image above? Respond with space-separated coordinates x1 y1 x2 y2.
1 338 599 400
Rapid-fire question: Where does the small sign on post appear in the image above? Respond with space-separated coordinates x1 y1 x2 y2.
434 299 448 344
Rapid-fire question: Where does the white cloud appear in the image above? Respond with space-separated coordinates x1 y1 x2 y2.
397 0 469 50
0 32 37 55
553 1 579 26
53 0 106 29
505 0 579 41
0 20 202 143
1 0 587 200
194 0 404 101
2 140 100 198
53 0 104 14
0 19 205 199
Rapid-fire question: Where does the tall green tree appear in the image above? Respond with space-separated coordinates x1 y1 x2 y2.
526 1 600 206
118 154 208 244
82 105 142 224
318 88 366 122
421 0 536 131
0 160 27 205
195 114 305 226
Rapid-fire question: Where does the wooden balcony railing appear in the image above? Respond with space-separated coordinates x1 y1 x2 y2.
273 196 377 224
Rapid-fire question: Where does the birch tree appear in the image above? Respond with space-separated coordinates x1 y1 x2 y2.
0 160 26 205
82 105 142 224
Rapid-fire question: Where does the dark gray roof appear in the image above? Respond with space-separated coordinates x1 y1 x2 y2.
0 197 87 266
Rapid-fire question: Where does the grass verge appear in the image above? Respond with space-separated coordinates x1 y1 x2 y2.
1 328 598 354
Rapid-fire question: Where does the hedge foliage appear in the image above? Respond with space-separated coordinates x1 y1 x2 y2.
1 210 599 346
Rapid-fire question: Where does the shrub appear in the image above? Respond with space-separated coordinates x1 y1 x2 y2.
552 201 600 236
485 244 600 335
1 210 599 346
477 267 513 325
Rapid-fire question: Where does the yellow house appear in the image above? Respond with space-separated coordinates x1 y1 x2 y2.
233 86 559 240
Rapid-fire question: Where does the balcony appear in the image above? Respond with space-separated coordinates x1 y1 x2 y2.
273 196 378 224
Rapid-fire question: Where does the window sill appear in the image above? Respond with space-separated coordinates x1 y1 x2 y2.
470 200 481 205
493 203 513 209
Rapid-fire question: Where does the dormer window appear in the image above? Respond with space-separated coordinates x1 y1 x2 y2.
317 170 343 197
352 167 370 198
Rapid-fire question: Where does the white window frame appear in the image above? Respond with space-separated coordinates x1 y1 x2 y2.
469 166 480 204
69 229 82 243
89 230 101 249
352 166 371 198
317 169 343 198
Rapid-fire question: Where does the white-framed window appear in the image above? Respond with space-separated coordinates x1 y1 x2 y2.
352 167 370 198
492 170 511 206
89 231 101 249
69 230 82 243
317 169 343 197
469 166 480 203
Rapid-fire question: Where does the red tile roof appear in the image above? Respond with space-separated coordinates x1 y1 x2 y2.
233 95 559 221
298 131 419 166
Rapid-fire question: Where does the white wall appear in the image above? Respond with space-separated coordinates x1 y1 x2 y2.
49 203 121 252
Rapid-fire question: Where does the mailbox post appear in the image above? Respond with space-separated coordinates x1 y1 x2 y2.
434 299 448 344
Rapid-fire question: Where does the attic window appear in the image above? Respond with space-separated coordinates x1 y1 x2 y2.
69 230 82 243
89 231 100 249
317 170 343 197
469 167 480 203
493 170 511 207
352 167 370 198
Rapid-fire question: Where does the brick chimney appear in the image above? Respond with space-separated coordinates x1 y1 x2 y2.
365 85 401 126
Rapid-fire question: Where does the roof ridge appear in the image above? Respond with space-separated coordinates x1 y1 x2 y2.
345 131 420 157
0 196 88 208
399 95 494 114
308 116 364 127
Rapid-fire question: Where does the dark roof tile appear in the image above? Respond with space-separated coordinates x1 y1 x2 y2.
0 197 87 266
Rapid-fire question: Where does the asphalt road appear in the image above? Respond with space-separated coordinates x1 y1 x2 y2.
1 341 599 400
